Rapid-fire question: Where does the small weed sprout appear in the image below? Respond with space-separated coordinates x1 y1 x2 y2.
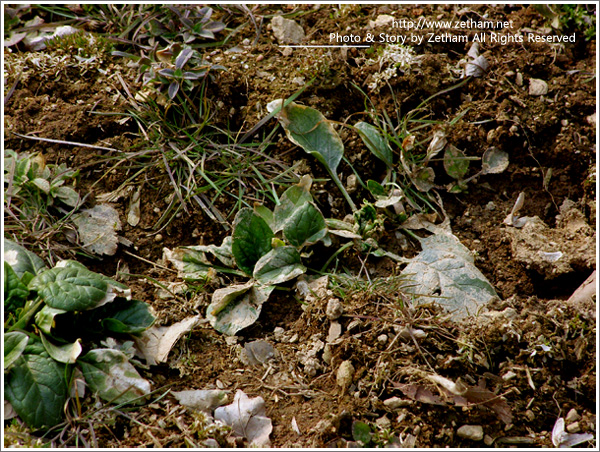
365 44 417 92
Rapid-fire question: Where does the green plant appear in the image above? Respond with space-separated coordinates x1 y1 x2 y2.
4 150 81 215
4 239 156 430
165 175 327 335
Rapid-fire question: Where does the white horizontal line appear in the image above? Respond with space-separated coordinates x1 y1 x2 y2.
279 45 371 48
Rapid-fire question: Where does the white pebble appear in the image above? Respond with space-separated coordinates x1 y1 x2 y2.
457 425 484 441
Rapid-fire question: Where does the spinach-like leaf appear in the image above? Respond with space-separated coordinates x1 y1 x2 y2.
283 201 327 247
40 333 82 364
206 283 274 336
4 339 68 429
272 177 313 232
253 246 306 286
79 349 151 405
231 208 274 275
29 266 111 311
4 239 47 283
4 262 29 314
101 299 156 334
279 102 343 174
4 331 28 370
355 121 393 168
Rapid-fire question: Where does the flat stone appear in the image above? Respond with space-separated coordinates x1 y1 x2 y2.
271 16 305 44
457 425 484 441
529 78 548 96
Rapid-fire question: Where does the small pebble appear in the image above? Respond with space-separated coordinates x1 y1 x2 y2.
383 397 411 409
326 298 344 320
336 360 354 394
566 408 581 423
457 425 484 441
485 201 497 211
566 422 581 433
561 119 568 127
529 78 548 96
327 321 342 343
154 234 163 242
377 334 388 344
515 72 523 86
484 435 494 446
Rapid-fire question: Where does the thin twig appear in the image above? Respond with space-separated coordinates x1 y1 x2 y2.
10 132 119 152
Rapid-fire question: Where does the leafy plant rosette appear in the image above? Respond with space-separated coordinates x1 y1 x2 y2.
165 175 329 336
4 239 155 430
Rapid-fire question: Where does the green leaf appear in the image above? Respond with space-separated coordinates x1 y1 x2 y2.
355 122 393 167
4 262 29 313
4 339 68 429
55 186 80 207
253 247 306 286
206 283 274 336
3 239 47 282
101 299 156 334
58 260 130 293
273 176 313 232
254 205 275 230
443 144 469 180
283 201 327 247
29 266 111 311
35 305 68 334
352 420 373 445
366 179 386 197
79 349 151 405
231 208 274 275
40 333 82 364
278 101 344 174
4 331 28 370
400 233 499 319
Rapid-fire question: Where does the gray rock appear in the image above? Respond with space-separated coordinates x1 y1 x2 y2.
457 425 484 441
271 16 305 44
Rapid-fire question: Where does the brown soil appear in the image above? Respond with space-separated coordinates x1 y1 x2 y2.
4 4 596 448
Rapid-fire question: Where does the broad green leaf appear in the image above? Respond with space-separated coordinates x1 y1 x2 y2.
206 283 274 336
29 267 111 311
40 333 82 364
4 339 68 429
254 205 275 229
55 186 80 207
366 179 386 197
59 260 130 294
273 177 313 232
32 177 50 194
207 281 254 317
355 122 393 167
4 332 28 370
35 305 68 334
253 247 306 286
277 101 343 174
443 144 469 180
101 299 156 334
283 202 327 247
231 208 274 275
3 239 47 282
4 262 29 313
400 233 498 319
79 349 151 405
352 420 373 445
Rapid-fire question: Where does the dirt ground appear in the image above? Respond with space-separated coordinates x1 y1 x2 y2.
3 3 597 448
